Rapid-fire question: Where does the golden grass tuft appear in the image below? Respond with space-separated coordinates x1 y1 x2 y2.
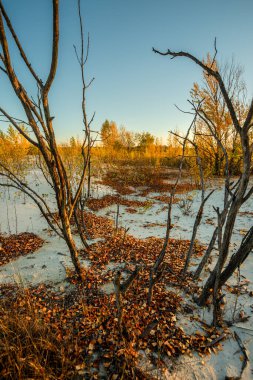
0 289 76 379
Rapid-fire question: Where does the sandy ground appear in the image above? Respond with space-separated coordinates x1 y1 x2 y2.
0 169 253 379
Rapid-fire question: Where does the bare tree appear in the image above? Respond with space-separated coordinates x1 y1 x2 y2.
153 45 253 307
148 111 198 305
0 0 95 280
169 126 215 274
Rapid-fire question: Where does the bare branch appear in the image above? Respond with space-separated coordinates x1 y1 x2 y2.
152 47 241 133
243 185 253 203
0 106 38 147
69 0 95 218
0 1 43 86
210 37 218 70
0 171 63 238
243 97 253 132
43 0 59 96
0 64 6 74
120 266 140 294
174 103 195 115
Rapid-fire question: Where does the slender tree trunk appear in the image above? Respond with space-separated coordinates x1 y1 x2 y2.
74 206 90 251
183 190 214 274
61 214 85 280
193 227 218 280
197 194 248 306
219 226 253 288
87 157 91 198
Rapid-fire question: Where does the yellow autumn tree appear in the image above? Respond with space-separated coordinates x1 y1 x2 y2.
0 125 30 177
191 55 247 175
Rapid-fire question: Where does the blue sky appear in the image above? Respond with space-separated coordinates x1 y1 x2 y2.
0 0 253 143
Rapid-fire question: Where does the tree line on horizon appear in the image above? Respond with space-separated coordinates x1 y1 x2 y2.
1 53 251 178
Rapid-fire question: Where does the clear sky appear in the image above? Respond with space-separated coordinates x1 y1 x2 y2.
0 0 253 143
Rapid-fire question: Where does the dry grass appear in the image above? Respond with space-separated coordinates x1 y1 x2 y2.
0 289 78 379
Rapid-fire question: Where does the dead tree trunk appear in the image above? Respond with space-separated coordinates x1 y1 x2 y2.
153 45 253 304
218 226 253 289
193 227 218 280
0 0 95 280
